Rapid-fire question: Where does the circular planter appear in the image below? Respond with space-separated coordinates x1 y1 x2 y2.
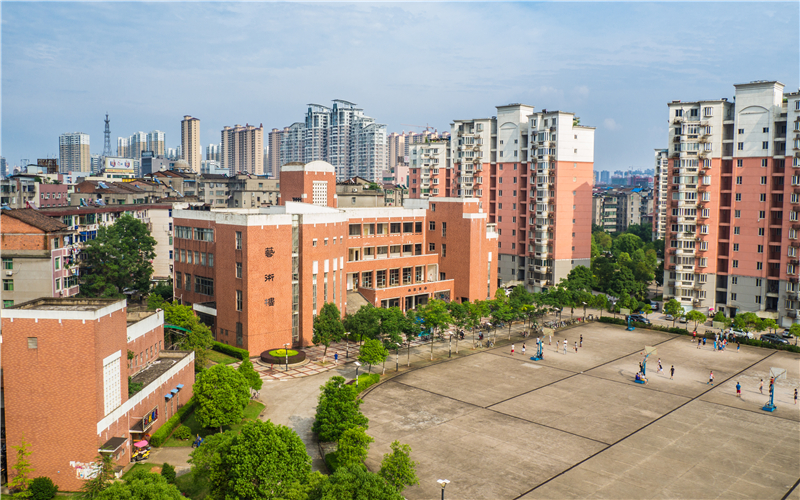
260 349 306 365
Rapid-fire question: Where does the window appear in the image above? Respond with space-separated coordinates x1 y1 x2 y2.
737 143 744 151
737 159 743 167
758 228 764 236
731 277 738 285
55 278 60 290
103 354 121 415
757 245 763 253
194 276 214 296
429 242 435 252
733 244 739 252
734 226 740 235
761 176 767 185
324 238 328 246
3 279 13 291
763 141 769 150
235 231 242 249
442 244 447 257
403 222 414 233
738 128 744 135
313 239 317 247
731 293 737 301
703 107 713 117
185 274 191 290
757 262 763 270
2 258 11 270
442 222 447 237
759 210 766 219
390 222 401 234
415 221 422 233
762 159 768 167
429 221 435 231
760 193 766 202
735 210 741 218
176 271 182 285
236 290 243 311
54 257 60 270
736 176 743 185
349 224 361 236
236 322 243 347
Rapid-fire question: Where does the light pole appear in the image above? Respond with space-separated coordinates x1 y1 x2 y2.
354 361 362 386
395 344 400 372
582 301 587 320
437 479 450 500
283 342 290 371
344 332 350 359
609 297 618 319
448 333 452 358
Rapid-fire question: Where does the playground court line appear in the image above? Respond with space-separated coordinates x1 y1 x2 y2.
511 349 779 500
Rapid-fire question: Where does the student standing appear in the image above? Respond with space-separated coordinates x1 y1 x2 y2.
657 358 663 374
760 379 764 394
736 381 741 397
579 334 583 348
708 371 714 385
522 344 526 356
670 365 675 380
511 344 515 356
563 339 568 355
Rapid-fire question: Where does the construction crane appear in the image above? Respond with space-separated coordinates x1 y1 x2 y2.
400 123 435 132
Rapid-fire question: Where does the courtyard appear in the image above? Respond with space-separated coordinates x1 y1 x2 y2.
361 322 800 499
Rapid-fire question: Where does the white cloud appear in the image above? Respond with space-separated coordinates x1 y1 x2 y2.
575 85 589 98
603 118 621 131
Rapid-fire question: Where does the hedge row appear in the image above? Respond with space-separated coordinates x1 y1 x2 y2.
212 341 250 361
354 373 381 395
150 396 196 447
324 450 341 474
598 317 800 353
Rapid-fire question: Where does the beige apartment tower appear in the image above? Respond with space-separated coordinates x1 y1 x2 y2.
221 124 264 176
181 115 201 173
58 132 91 173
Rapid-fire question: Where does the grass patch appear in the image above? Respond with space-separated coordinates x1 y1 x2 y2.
163 401 266 447
122 462 158 479
205 349 238 366
175 471 210 500
353 373 381 394
268 348 298 357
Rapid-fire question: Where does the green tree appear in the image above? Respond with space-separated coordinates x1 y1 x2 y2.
685 310 707 332
151 279 173 302
194 364 250 432
336 426 374 470
612 233 643 258
160 302 214 370
237 358 264 391
10 436 34 498
789 323 800 343
80 454 115 500
80 214 157 298
189 431 236 481
358 338 387 374
344 305 380 345
378 441 419 493
489 288 514 341
312 376 368 443
309 466 403 500
97 468 182 499
29 477 58 500
712 311 732 328
203 420 312 500
564 266 595 292
626 223 653 243
417 299 452 360
160 463 176 484
313 303 345 363
640 303 653 319
592 294 607 318
760 318 777 334
592 231 613 253
664 299 683 327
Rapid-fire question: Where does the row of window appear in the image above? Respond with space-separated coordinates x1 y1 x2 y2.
175 272 215 296
128 341 163 371
353 266 428 288
348 222 423 237
175 226 214 241
176 250 214 267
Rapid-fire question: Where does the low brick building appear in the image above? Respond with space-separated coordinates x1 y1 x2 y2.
174 160 498 355
1 298 194 492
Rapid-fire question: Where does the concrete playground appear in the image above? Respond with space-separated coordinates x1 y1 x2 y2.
361 322 800 500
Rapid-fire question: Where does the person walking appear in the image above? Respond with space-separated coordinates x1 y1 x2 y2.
736 381 741 397
737 341 740 352
794 388 798 405
522 343 526 356
703 337 707 346
760 379 764 394
511 344 515 356
697 338 702 349
334 352 339 365
574 341 578 353
708 371 714 385
670 365 675 380
549 334 552 345
580 334 583 348
657 358 663 374
563 339 568 355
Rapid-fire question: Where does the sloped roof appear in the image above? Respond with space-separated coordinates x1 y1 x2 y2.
2 209 68 233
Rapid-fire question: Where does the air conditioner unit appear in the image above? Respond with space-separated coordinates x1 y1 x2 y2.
169 265 174 271
5 270 12 276
352 188 358 192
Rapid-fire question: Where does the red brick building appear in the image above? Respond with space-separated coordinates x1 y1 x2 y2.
173 161 498 355
1 298 194 492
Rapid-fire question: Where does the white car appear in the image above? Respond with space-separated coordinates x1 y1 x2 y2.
729 329 754 339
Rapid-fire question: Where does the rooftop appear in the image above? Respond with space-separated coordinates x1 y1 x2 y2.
130 351 192 388
10 297 121 311
2 208 69 233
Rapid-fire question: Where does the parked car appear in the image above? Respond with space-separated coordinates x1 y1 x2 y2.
629 314 650 324
781 328 794 339
679 316 688 324
729 329 754 339
665 314 675 321
650 301 659 312
760 333 789 345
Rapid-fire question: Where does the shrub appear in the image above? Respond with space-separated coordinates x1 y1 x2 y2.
173 425 192 440
150 397 196 447
268 349 298 357
160 463 177 484
29 476 58 500
324 451 341 474
353 373 381 394
212 341 250 361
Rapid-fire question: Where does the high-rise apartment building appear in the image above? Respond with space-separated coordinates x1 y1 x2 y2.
663 80 797 326
117 137 129 158
221 124 264 175
58 132 91 173
268 129 283 178
270 101 387 182
653 149 670 240
147 130 165 156
181 115 201 173
206 144 220 162
129 131 147 158
407 104 595 291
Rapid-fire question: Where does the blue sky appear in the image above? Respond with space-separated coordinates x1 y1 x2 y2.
2 2 797 172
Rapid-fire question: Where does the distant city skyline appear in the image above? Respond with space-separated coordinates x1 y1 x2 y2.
2 2 797 172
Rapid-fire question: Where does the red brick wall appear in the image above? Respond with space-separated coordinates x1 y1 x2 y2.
0 214 50 250
126 323 165 377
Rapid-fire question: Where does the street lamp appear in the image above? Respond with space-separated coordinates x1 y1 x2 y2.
395 343 400 372
582 301 588 319
354 361 362 386
609 297 618 319
344 332 350 358
283 343 290 371
437 479 450 500
448 333 452 358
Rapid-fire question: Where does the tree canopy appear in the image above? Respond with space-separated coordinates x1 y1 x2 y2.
237 358 263 391
96 469 182 500
80 214 157 298
194 365 250 432
312 376 368 443
308 466 403 500
378 441 419 493
358 339 388 374
313 303 345 363
335 426 373 470
149 299 214 370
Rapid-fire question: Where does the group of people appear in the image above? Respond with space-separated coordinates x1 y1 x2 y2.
693 331 740 352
